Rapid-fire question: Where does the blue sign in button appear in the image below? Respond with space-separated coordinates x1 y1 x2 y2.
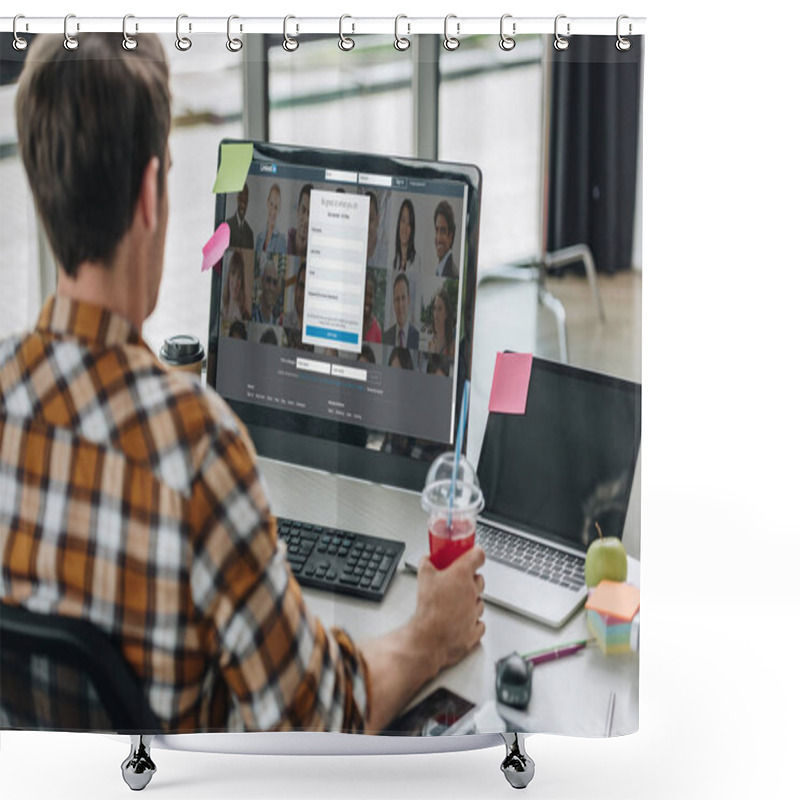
306 326 359 345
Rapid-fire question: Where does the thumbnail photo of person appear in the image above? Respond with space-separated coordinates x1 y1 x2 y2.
288 183 312 258
254 182 287 257
221 319 248 340
421 279 458 358
249 323 286 347
383 272 419 350
252 254 285 325
282 260 313 352
387 347 416 371
363 268 385 345
364 189 390 268
392 197 422 272
424 353 452 378
221 248 253 322
432 199 458 278
226 182 255 249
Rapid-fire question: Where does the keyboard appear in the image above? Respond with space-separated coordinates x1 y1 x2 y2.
277 518 405 601
476 522 585 591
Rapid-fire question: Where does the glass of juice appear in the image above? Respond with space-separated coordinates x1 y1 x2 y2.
421 452 484 570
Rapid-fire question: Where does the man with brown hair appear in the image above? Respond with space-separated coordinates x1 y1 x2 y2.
0 34 485 734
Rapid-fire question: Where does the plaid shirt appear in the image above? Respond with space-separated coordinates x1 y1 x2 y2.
0 296 370 733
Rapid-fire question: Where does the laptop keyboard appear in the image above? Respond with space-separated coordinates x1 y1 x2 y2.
277 518 405 602
476 523 585 591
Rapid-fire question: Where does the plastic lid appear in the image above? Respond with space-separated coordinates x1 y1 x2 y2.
159 334 204 365
421 452 484 515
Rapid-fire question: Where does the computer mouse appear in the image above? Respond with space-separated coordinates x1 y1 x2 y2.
495 651 533 710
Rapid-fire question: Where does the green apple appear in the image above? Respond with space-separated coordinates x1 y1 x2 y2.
585 534 627 588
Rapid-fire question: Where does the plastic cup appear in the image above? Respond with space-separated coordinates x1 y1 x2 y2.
159 335 205 377
421 452 484 570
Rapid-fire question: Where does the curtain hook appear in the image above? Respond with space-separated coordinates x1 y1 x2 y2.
443 14 460 51
226 15 243 52
176 14 192 51
13 15 29 51
339 14 355 51
553 14 570 51
394 15 411 51
616 15 632 51
122 14 138 51
499 14 516 51
283 15 299 52
63 14 79 51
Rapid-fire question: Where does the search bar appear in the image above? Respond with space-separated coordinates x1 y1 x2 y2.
358 172 392 187
325 169 359 184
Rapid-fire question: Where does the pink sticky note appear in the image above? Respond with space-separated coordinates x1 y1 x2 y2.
488 352 533 414
201 222 230 273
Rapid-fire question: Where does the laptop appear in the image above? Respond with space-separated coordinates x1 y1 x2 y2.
406 356 641 628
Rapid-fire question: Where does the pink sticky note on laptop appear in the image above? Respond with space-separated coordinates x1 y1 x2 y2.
201 222 230 272
488 352 533 414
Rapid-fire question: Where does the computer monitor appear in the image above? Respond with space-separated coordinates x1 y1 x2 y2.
206 141 482 491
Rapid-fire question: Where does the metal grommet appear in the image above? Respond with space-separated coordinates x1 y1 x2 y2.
443 14 460 51
338 14 355 51
394 14 410 51
616 15 632 52
553 14 570 51
226 15 243 52
12 15 29 51
283 15 299 52
499 14 516 51
122 14 138 51
175 14 192 51
63 14 79 51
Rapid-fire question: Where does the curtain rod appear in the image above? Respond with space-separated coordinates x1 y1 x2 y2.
2 15 646 38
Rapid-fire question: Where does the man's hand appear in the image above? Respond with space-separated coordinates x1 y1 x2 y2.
411 547 486 675
359 545 486 732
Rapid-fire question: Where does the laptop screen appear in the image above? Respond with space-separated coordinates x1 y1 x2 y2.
207 141 482 491
477 358 641 553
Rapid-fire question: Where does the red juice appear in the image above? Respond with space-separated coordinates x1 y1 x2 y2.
429 517 476 569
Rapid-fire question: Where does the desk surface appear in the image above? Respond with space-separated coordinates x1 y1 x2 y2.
257 455 639 738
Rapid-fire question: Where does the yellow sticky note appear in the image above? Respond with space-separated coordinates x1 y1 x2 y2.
212 142 254 194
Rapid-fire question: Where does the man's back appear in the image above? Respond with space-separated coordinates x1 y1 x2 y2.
0 295 369 733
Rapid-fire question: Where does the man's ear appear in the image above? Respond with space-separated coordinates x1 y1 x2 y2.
138 156 161 233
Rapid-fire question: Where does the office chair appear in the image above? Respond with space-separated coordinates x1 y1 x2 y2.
0 602 162 791
479 40 605 364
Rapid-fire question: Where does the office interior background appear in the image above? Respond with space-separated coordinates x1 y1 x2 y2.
0 33 642 561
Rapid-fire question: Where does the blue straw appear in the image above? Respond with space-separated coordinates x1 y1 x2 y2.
448 379 470 530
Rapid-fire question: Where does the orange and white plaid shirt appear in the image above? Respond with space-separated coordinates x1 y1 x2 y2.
0 295 370 733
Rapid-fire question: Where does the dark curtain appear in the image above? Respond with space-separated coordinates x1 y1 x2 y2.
547 35 643 274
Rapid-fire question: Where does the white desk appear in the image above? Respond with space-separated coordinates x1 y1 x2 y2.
257 455 639 738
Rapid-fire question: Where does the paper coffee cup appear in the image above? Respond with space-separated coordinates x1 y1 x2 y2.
159 334 205 376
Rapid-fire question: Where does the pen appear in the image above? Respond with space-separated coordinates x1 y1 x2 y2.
604 691 616 737
523 640 589 666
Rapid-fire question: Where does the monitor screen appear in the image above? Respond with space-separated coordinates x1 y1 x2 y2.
206 141 482 491
477 358 642 552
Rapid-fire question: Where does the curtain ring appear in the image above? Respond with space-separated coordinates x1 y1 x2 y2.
176 14 192 51
226 15 243 52
338 14 355 51
616 15 632 52
553 14 570 51
443 14 460 51
12 15 29 51
499 14 516 51
122 14 138 51
283 15 299 52
394 15 410 51
63 14 79 51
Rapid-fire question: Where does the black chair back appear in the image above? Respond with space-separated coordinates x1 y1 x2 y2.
1 602 161 734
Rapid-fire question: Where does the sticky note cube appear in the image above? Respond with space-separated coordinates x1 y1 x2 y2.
585 581 640 655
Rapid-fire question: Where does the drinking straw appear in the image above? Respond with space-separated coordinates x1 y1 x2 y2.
448 379 471 530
